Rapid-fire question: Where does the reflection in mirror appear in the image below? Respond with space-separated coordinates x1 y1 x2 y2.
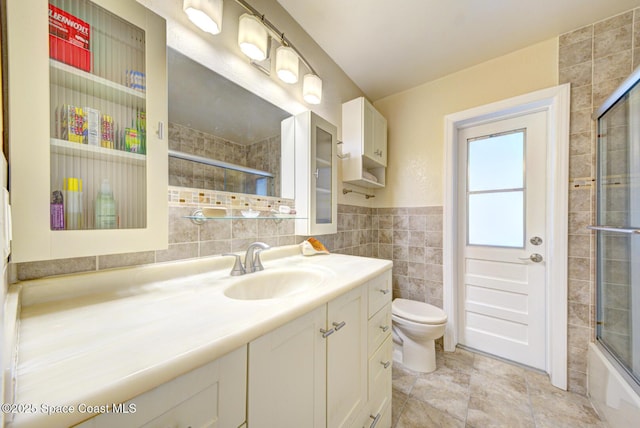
167 47 292 197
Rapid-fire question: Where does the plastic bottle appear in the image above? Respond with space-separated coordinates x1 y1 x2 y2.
95 178 117 229
64 177 83 230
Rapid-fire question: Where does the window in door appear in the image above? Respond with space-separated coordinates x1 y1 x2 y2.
467 129 525 248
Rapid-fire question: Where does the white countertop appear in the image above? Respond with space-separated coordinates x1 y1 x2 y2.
6 245 392 427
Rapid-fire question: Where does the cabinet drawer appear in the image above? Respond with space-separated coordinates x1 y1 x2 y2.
365 401 391 428
368 335 392 408
368 304 391 355
368 271 392 317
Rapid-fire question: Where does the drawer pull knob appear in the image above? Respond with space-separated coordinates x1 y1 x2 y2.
320 328 335 338
369 413 382 428
379 288 390 295
381 360 391 369
379 325 389 332
332 321 346 331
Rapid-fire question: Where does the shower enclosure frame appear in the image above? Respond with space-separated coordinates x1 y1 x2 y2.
592 65 640 395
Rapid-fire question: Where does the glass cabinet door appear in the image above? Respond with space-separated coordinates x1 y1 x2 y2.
314 126 333 225
7 0 167 262
309 112 337 235
49 0 148 231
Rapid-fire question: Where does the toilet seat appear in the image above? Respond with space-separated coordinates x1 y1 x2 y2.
392 298 447 325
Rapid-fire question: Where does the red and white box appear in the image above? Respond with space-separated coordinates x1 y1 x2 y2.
48 4 92 72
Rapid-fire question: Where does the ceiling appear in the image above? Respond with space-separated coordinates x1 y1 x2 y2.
277 0 640 101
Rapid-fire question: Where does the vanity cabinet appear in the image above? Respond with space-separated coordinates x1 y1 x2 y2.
356 273 393 428
6 0 168 262
341 97 388 188
248 284 368 428
248 270 392 428
75 346 247 428
282 111 338 235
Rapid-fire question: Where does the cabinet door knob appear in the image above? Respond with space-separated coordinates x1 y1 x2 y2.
379 288 390 295
320 328 335 338
381 360 391 369
332 321 346 331
380 325 389 332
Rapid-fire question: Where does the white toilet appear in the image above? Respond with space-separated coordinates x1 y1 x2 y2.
392 298 447 373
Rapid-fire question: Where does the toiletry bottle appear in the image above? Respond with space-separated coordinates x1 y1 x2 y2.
64 177 83 230
95 178 116 229
50 190 64 230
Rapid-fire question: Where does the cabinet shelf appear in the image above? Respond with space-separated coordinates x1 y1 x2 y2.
185 215 303 220
343 177 385 189
50 59 146 109
51 138 146 166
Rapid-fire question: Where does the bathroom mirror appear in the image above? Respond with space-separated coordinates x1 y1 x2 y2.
167 47 292 197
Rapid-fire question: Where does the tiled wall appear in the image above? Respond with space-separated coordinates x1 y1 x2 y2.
559 8 640 394
377 207 444 308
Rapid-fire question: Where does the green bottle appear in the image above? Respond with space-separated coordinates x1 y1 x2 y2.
95 178 116 229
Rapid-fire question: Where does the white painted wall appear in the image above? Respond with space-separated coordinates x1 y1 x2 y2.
372 38 559 208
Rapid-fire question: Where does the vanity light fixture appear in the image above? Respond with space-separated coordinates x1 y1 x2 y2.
275 45 299 84
303 74 322 104
185 0 323 103
234 0 322 103
183 0 224 35
238 14 269 61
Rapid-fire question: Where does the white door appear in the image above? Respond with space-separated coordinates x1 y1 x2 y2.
457 110 547 370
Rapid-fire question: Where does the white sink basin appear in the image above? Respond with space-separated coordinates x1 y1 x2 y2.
224 269 325 300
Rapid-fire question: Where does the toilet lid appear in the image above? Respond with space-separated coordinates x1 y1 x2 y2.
392 298 447 324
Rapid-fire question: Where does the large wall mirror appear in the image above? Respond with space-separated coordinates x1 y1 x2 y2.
167 47 292 197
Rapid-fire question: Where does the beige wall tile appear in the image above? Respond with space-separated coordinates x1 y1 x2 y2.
559 39 593 69
98 251 155 270
559 62 593 87
594 11 633 34
17 257 96 281
560 26 593 46
594 25 632 59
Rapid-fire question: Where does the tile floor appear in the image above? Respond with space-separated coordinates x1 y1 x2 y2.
392 347 607 428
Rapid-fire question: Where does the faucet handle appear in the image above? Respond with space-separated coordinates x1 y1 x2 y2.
223 253 246 276
253 249 267 272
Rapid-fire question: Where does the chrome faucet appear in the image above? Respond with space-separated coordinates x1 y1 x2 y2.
244 242 270 273
223 242 271 276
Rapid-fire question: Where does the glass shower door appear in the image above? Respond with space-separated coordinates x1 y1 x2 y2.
594 77 640 385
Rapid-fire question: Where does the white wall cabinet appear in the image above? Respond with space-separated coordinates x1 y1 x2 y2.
75 346 247 428
341 97 388 188
248 285 369 428
7 0 168 262
282 111 338 236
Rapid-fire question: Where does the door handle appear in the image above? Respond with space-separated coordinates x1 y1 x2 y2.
518 253 543 263
530 236 543 245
